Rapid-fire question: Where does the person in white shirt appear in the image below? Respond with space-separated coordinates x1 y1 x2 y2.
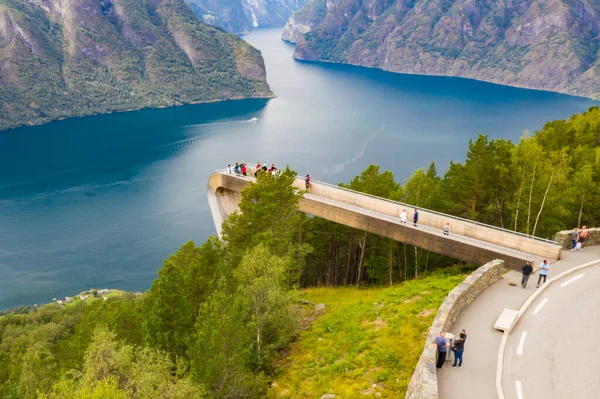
443 222 450 235
227 164 232 174
400 209 407 223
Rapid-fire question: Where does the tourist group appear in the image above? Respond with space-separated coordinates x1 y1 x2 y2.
226 161 312 190
227 161 279 176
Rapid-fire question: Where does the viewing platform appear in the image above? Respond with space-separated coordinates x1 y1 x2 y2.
207 169 562 269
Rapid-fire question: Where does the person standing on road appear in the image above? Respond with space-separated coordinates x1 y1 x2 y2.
537 260 550 287
443 222 450 236
571 227 579 251
413 208 419 227
579 226 589 249
400 209 407 224
452 330 467 367
521 262 533 288
435 331 450 368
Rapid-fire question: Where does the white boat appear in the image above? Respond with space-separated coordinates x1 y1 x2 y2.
249 117 258 122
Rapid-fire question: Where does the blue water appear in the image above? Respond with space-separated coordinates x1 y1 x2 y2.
0 28 595 309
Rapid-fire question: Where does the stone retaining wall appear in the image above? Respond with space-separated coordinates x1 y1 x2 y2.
405 259 505 399
554 227 600 248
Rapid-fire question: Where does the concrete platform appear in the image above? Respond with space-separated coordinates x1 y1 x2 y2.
207 170 561 269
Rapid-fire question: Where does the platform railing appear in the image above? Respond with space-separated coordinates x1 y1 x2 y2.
210 166 559 246
304 192 535 260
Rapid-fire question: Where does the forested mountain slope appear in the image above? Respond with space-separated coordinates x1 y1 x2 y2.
0 0 272 131
187 0 308 33
285 0 600 98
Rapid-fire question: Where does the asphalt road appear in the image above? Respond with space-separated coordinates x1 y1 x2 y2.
503 264 600 399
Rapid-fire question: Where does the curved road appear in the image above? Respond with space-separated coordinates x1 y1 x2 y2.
503 264 600 399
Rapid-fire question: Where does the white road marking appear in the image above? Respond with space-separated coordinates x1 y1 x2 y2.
560 273 584 288
533 298 549 315
516 331 527 356
516 380 524 399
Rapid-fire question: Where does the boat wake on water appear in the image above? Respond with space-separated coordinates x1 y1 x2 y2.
328 123 386 176
179 118 256 129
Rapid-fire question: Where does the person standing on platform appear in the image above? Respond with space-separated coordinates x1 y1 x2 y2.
241 163 247 176
435 331 450 368
537 260 550 287
521 262 533 288
305 174 311 189
227 164 232 174
413 208 419 227
254 162 262 177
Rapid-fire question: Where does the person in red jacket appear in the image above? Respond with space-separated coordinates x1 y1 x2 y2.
305 174 311 189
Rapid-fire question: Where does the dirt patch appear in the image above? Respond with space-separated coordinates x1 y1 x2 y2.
418 309 434 318
404 295 421 304
373 316 387 331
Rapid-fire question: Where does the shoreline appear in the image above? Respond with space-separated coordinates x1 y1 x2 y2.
0 288 140 316
0 93 276 134
291 56 599 101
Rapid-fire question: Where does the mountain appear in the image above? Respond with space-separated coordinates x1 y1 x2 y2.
187 0 308 33
285 0 600 99
281 0 326 42
0 0 272 131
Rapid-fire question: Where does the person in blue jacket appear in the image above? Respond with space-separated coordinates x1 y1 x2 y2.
537 260 550 287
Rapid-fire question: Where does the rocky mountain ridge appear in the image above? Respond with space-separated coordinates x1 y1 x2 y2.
187 0 308 33
0 0 272 131
284 0 600 98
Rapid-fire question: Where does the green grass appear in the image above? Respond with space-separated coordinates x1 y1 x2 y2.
268 265 475 398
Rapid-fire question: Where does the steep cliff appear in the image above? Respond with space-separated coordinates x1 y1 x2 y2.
0 0 272 131
287 0 600 98
281 0 330 42
187 0 308 33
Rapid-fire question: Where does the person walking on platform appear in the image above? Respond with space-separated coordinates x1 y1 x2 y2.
443 222 450 236
537 260 550 287
305 174 311 189
452 330 467 367
521 262 533 288
435 331 450 368
400 209 407 223
413 208 419 227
